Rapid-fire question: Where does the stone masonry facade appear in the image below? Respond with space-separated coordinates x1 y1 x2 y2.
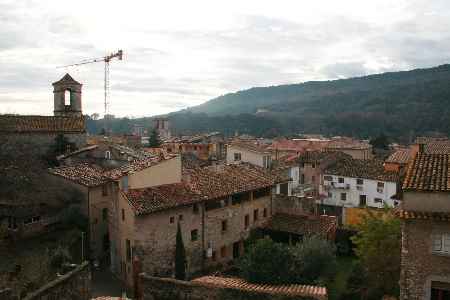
400 219 450 300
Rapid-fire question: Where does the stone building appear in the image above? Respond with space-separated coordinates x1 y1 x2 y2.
110 163 284 288
153 117 171 140
398 152 450 300
0 73 87 156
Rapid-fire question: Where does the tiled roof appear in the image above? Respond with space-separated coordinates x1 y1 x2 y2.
0 115 85 133
265 213 337 237
325 158 398 182
184 163 276 200
326 139 371 150
385 149 411 165
402 153 450 192
395 208 450 221
49 163 108 187
415 137 450 144
52 73 81 86
192 276 327 300
229 141 271 154
297 150 351 164
50 155 178 186
125 183 202 215
414 137 450 154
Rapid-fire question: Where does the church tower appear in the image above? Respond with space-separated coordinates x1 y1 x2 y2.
53 73 83 117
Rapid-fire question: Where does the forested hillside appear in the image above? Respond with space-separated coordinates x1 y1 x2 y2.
89 64 450 141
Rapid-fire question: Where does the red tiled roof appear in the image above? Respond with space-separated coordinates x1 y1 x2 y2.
325 158 398 182
385 149 411 165
402 153 450 192
395 208 450 221
326 139 371 150
125 183 202 215
184 164 276 200
229 141 271 154
49 163 108 187
0 115 85 133
192 276 327 300
265 213 337 237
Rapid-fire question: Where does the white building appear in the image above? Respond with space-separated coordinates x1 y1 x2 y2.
226 142 272 169
318 158 399 222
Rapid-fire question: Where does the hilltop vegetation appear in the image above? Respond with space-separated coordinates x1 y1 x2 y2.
89 64 450 141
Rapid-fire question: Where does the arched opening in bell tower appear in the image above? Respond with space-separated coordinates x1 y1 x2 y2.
64 90 71 106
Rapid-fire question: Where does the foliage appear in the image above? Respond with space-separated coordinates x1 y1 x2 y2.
148 128 161 147
239 236 337 286
175 222 187 280
43 134 76 166
370 134 390 150
290 236 338 285
61 206 88 231
239 237 294 284
351 209 401 298
50 245 72 271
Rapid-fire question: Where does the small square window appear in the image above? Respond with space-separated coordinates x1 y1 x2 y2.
234 153 241 161
179 214 183 221
191 229 198 241
170 216 175 224
221 220 228 232
312 163 316 169
340 193 347 201
221 246 227 258
244 214 250 229
338 177 345 183
377 182 385 188
253 209 259 222
374 198 383 203
357 179 364 185
212 250 217 261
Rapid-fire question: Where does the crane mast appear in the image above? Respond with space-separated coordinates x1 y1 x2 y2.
58 49 123 134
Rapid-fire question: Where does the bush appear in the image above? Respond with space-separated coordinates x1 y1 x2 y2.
239 237 294 284
290 236 337 285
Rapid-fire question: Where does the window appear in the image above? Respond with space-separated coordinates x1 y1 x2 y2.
205 198 228 211
359 195 367 207
105 150 111 160
312 163 316 169
253 187 270 199
357 179 364 185
102 208 108 222
193 203 199 214
179 214 183 221
253 209 259 222
102 184 108 196
221 220 228 232
301 163 305 168
374 198 383 204
212 251 217 261
121 209 125 222
234 152 241 161
312 175 316 183
191 229 198 241
328 192 332 198
263 208 267 218
324 175 333 181
244 214 250 229
221 246 227 258
432 234 450 254
340 193 347 201
64 89 71 106
300 174 305 184
338 177 344 183
126 239 131 262
377 182 385 188
170 216 175 224
32 216 41 223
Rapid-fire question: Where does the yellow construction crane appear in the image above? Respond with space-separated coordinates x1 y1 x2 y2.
58 49 123 133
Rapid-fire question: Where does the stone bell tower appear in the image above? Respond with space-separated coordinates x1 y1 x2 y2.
53 73 83 117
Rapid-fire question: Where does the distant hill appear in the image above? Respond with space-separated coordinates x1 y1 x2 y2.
91 64 450 141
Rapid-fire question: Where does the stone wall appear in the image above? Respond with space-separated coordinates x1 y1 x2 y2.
22 261 91 300
400 219 450 300
273 195 315 216
1 133 86 157
138 274 320 300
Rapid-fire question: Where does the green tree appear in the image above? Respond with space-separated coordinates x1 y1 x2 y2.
290 235 337 285
369 134 390 150
148 128 161 147
351 209 401 298
239 237 294 284
175 222 186 280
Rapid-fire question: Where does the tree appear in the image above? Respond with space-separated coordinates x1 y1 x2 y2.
239 237 294 284
43 134 76 166
148 128 161 147
174 222 186 280
369 134 390 150
351 209 401 298
290 235 337 285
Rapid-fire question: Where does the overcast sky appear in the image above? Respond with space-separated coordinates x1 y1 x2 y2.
2 0 450 117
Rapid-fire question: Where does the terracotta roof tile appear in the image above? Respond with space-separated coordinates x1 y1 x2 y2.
326 139 371 150
385 149 411 164
0 115 85 133
325 158 398 182
184 164 276 200
395 208 450 221
49 163 108 187
265 213 337 237
125 183 202 215
229 141 271 154
192 276 327 300
402 153 450 192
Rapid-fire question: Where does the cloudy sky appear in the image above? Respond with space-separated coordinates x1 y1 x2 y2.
1 0 450 117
